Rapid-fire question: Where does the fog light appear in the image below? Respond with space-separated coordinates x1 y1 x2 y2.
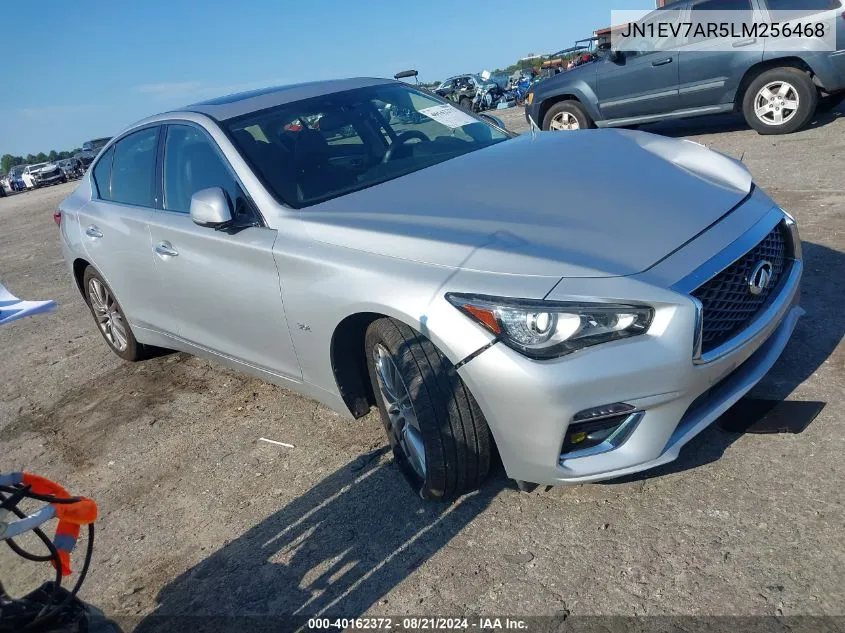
561 407 644 460
562 416 628 454
569 431 588 445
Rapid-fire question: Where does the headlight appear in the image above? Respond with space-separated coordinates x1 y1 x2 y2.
446 293 653 360
526 92 534 105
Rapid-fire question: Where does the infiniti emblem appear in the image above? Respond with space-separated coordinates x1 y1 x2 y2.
748 260 773 296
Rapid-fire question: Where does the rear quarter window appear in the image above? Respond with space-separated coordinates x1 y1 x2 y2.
109 127 159 207
92 146 114 199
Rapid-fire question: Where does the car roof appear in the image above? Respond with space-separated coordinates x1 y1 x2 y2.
181 77 395 122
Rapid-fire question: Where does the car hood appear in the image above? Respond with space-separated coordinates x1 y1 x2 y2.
300 130 753 278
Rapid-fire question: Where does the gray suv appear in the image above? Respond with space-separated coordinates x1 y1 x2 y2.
526 0 845 134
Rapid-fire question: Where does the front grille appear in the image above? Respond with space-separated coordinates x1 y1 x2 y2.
692 223 790 354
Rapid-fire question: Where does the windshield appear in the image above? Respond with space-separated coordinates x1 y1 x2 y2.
30 163 47 170
225 83 508 208
11 166 25 177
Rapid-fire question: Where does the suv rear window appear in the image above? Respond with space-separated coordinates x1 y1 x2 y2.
692 0 752 11
765 0 841 13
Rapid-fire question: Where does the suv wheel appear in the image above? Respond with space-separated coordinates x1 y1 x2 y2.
543 100 594 131
365 318 492 500
82 266 148 361
459 97 472 110
742 68 817 135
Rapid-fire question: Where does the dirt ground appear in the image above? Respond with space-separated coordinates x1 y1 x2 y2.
1 105 844 630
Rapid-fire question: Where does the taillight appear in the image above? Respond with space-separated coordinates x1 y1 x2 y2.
53 209 62 226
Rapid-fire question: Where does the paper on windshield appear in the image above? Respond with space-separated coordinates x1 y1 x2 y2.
419 104 478 129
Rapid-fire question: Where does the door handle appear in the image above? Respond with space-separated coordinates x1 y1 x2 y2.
652 58 673 67
732 38 757 48
85 225 103 239
153 241 179 258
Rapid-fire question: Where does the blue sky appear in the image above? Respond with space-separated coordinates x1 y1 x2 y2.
1 0 645 157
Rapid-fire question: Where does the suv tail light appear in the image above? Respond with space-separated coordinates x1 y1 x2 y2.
53 209 61 226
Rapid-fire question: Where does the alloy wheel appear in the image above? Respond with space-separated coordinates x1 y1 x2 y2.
88 278 128 352
754 81 800 126
549 111 580 131
372 344 427 480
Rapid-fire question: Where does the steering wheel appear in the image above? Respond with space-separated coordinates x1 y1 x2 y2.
383 130 431 163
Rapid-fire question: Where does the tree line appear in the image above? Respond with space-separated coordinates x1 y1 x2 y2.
2 150 82 174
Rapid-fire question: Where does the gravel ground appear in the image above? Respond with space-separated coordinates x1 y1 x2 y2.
1 105 844 630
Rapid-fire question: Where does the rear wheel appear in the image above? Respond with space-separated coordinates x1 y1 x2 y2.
82 266 148 361
543 100 594 131
365 318 492 500
742 68 817 135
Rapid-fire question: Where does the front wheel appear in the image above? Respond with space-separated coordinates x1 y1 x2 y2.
542 100 594 131
459 97 472 111
742 68 817 135
365 318 492 500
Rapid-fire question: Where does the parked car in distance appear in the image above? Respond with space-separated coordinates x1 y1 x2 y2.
7 166 27 191
22 162 66 188
526 0 845 134
57 158 84 180
59 78 802 500
77 137 112 168
435 74 482 110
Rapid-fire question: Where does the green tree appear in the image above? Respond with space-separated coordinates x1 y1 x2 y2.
25 154 37 164
1 154 13 174
35 152 48 162
48 150 58 161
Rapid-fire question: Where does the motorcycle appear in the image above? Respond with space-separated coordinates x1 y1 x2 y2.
472 72 513 113
510 74 534 105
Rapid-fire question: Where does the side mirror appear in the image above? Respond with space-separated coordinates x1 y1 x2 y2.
479 113 506 130
609 50 623 64
190 187 233 228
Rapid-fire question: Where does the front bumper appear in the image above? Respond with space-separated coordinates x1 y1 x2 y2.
38 174 65 186
457 208 803 486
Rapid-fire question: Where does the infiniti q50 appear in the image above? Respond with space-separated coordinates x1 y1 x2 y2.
58 78 803 499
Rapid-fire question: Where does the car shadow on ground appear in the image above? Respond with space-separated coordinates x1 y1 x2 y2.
132 447 506 633
130 242 840 629
610 241 842 483
639 104 843 138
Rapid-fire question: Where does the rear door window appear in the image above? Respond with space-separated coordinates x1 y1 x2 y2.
689 0 752 41
109 127 159 207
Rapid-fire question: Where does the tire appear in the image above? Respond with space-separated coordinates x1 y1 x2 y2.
816 92 844 113
542 100 594 131
459 97 472 111
365 318 492 500
742 67 817 135
82 266 148 361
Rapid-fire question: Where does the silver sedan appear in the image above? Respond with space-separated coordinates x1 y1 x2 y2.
58 77 802 499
